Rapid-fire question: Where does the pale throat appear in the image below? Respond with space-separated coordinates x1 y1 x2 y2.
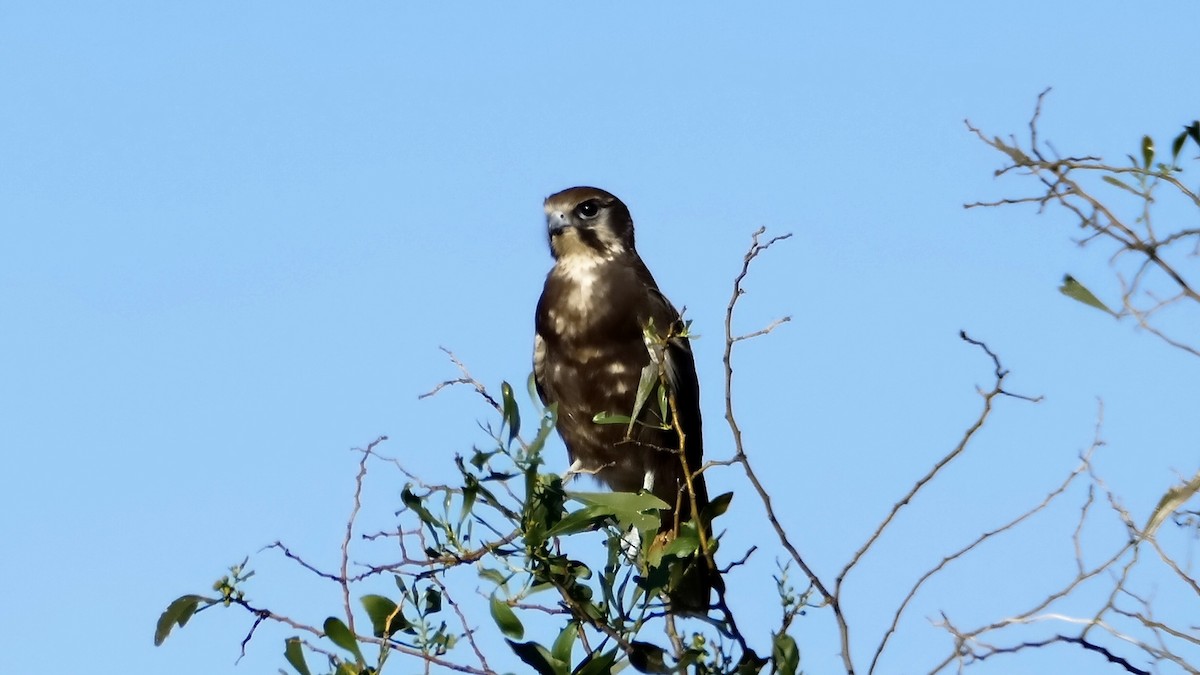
550 251 611 331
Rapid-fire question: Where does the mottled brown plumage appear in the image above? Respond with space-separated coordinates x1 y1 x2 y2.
533 186 716 613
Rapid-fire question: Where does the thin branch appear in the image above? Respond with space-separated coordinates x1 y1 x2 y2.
265 540 342 582
842 332 1038 589
867 414 1099 674
958 633 1151 675
342 437 386 635
718 228 843 669
419 347 502 412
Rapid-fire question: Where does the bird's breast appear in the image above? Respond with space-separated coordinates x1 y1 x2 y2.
540 258 627 339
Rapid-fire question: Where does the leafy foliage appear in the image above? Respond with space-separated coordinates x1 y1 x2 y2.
155 389 769 674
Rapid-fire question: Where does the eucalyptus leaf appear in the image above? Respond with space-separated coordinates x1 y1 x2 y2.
1173 130 1187 160
663 530 701 557
479 567 508 588
704 491 734 521
490 595 525 640
423 587 442 613
1101 175 1142 197
570 490 666 532
551 621 579 665
629 640 670 674
361 594 408 637
506 639 563 675
401 487 438 527
592 412 633 425
628 363 660 435
527 371 541 406
322 617 364 664
460 477 478 525
546 505 609 537
569 491 669 511
154 594 206 646
1058 275 1116 316
772 633 800 675
574 648 620 675
283 638 312 675
1145 470 1200 537
501 380 521 443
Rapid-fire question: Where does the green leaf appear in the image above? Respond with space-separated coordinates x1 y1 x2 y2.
657 380 669 427
527 371 541 406
551 621 578 665
283 637 312 675
460 478 478 524
569 490 667 532
1145 469 1200 537
592 412 633 425
360 594 408 637
737 649 770 674
772 633 800 675
334 663 358 675
1173 130 1188 160
1058 275 1116 316
1101 174 1142 197
526 403 558 456
478 567 509 588
154 594 205 646
545 505 609 537
506 639 562 675
322 617 364 664
570 490 669 511
490 595 524 640
574 649 620 675
662 530 701 558
423 587 442 614
501 380 521 443
629 640 670 674
1141 134 1154 169
1187 121 1200 147
704 491 734 521
401 487 438 527
628 363 660 435
469 448 497 470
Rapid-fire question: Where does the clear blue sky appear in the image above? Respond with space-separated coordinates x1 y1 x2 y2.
2 2 1197 674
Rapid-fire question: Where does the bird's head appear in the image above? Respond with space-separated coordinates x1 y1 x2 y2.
543 186 635 260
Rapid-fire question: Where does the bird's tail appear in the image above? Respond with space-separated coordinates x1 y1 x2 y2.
661 474 723 616
668 546 723 616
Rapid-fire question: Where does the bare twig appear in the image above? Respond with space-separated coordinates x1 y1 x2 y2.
419 347 502 412
867 410 1098 674
717 228 843 668
952 633 1151 675
342 437 385 635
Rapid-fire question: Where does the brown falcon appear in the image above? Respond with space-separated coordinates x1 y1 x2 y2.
533 186 717 613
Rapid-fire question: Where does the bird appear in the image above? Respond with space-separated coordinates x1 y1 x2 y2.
533 186 718 614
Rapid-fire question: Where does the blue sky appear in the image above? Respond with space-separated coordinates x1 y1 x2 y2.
2 2 1197 674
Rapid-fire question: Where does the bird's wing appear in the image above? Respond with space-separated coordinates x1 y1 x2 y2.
532 332 549 406
637 278 704 469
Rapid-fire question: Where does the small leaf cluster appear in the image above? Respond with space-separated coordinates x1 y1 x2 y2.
155 379 795 674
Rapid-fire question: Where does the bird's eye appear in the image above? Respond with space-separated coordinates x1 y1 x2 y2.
575 200 601 220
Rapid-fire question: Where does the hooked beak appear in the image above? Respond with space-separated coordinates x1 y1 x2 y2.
546 209 570 235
